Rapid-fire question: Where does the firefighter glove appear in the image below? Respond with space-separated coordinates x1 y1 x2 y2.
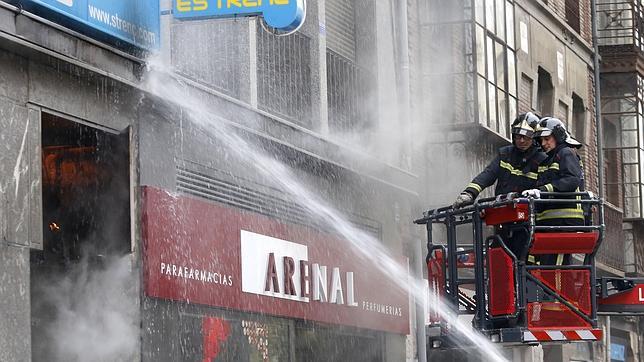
522 189 541 198
453 192 474 209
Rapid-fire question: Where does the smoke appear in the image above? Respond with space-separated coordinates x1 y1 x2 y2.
32 255 138 362
143 52 508 361
322 0 491 208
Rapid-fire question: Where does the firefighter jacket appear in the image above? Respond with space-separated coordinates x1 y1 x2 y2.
463 145 547 197
535 144 585 222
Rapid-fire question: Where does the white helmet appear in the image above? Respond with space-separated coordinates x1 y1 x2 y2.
534 117 582 148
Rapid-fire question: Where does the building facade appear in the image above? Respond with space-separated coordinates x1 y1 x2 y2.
0 0 642 360
416 0 642 360
596 0 644 360
0 0 423 361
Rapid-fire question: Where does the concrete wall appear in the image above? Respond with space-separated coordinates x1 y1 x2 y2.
0 48 35 362
515 0 598 195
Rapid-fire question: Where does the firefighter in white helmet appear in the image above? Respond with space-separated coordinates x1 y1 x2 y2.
522 117 585 265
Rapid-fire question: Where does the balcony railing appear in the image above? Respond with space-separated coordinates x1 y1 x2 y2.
326 49 373 133
596 202 625 271
597 0 644 51
257 24 312 126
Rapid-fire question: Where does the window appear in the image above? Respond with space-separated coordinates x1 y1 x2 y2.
473 0 517 138
520 74 534 112
537 67 554 115
325 0 375 133
326 51 373 133
603 119 621 207
572 93 586 143
600 72 644 218
32 113 131 360
173 312 385 362
558 100 569 125
565 0 581 33
326 0 356 61
597 0 641 49
257 25 312 126
172 20 247 99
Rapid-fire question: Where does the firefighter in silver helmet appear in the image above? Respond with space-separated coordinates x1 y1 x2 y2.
453 112 547 208
522 117 585 265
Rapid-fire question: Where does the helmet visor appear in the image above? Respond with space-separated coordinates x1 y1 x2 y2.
565 134 582 148
534 128 552 138
511 119 535 138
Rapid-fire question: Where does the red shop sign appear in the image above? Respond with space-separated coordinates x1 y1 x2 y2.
142 186 410 334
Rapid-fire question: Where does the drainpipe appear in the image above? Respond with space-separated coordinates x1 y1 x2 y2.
590 3 609 360
393 0 426 360
591 0 604 198
605 316 611 361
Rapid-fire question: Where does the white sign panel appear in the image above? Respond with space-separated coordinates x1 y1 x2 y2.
520 21 529 54
241 230 309 302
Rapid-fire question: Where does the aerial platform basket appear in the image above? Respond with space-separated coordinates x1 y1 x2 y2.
415 192 617 348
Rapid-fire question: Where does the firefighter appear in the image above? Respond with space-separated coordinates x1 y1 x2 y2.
452 113 546 261
522 117 584 265
452 112 546 207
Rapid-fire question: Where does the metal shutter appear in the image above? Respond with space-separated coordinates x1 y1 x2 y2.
326 0 356 61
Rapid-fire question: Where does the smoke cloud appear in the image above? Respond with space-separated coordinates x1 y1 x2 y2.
32 255 138 362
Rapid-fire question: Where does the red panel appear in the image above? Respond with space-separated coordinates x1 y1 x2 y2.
484 204 529 226
562 330 581 340
142 186 410 334
202 317 230 361
591 329 603 339
488 247 516 316
530 330 552 341
526 302 591 329
599 284 644 306
529 232 599 255
530 269 591 315
427 250 445 324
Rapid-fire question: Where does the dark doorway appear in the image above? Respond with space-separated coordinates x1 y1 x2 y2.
537 67 554 116
30 112 131 361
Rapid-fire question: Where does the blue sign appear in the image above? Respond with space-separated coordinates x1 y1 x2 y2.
14 0 160 50
174 0 305 32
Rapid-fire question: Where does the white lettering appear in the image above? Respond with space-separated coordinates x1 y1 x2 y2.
361 300 403 317
330 267 344 304
639 287 644 302
87 5 157 46
346 272 358 307
312 264 328 302
160 262 232 287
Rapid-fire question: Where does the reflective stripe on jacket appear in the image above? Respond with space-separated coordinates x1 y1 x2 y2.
535 145 584 221
464 145 546 197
